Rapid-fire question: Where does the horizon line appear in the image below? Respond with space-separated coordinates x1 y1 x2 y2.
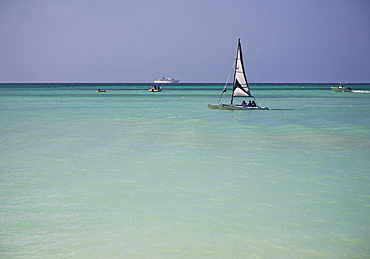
1 82 369 85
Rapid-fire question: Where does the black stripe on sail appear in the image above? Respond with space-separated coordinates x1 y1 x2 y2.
233 79 250 95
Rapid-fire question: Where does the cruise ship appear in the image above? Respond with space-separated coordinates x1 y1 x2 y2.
153 77 179 84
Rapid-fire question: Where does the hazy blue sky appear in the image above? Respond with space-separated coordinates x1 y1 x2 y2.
1 0 369 83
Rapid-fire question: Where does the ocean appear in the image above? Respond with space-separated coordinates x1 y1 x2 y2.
1 83 369 258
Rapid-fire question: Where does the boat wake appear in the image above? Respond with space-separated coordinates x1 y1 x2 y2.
268 108 295 110
352 90 370 93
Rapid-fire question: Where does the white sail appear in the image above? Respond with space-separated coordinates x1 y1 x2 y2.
207 38 269 110
232 39 252 97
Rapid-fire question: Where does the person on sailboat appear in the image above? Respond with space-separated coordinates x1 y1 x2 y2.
247 101 252 107
251 101 257 107
241 101 247 107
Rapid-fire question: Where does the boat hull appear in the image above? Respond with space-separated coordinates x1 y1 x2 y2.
208 103 269 110
153 80 178 84
207 104 219 109
331 87 352 92
148 88 162 92
153 77 179 84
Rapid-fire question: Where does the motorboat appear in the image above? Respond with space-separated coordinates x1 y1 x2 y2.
148 84 162 92
331 83 352 92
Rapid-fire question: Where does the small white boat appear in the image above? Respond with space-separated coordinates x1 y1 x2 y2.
148 84 162 92
153 77 179 84
208 39 269 110
331 83 352 92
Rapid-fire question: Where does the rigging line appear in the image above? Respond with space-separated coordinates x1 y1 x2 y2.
218 62 235 103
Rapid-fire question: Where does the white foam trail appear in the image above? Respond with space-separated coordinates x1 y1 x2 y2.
352 90 370 93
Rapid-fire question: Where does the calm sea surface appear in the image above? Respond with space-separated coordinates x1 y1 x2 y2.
1 83 370 258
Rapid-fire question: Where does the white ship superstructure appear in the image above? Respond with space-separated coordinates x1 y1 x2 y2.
153 77 179 84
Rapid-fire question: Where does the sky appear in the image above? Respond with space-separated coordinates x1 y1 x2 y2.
1 0 369 83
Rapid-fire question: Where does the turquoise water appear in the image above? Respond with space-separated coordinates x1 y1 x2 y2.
1 83 370 258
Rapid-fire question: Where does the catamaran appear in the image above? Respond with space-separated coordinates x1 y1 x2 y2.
208 39 268 110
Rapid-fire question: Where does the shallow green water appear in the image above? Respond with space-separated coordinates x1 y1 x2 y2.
1 83 369 258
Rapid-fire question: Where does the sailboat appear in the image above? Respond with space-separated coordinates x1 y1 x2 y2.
208 39 269 110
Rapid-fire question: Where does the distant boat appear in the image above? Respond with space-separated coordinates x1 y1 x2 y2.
208 39 269 110
331 83 352 92
153 77 179 84
96 89 106 92
148 83 162 92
